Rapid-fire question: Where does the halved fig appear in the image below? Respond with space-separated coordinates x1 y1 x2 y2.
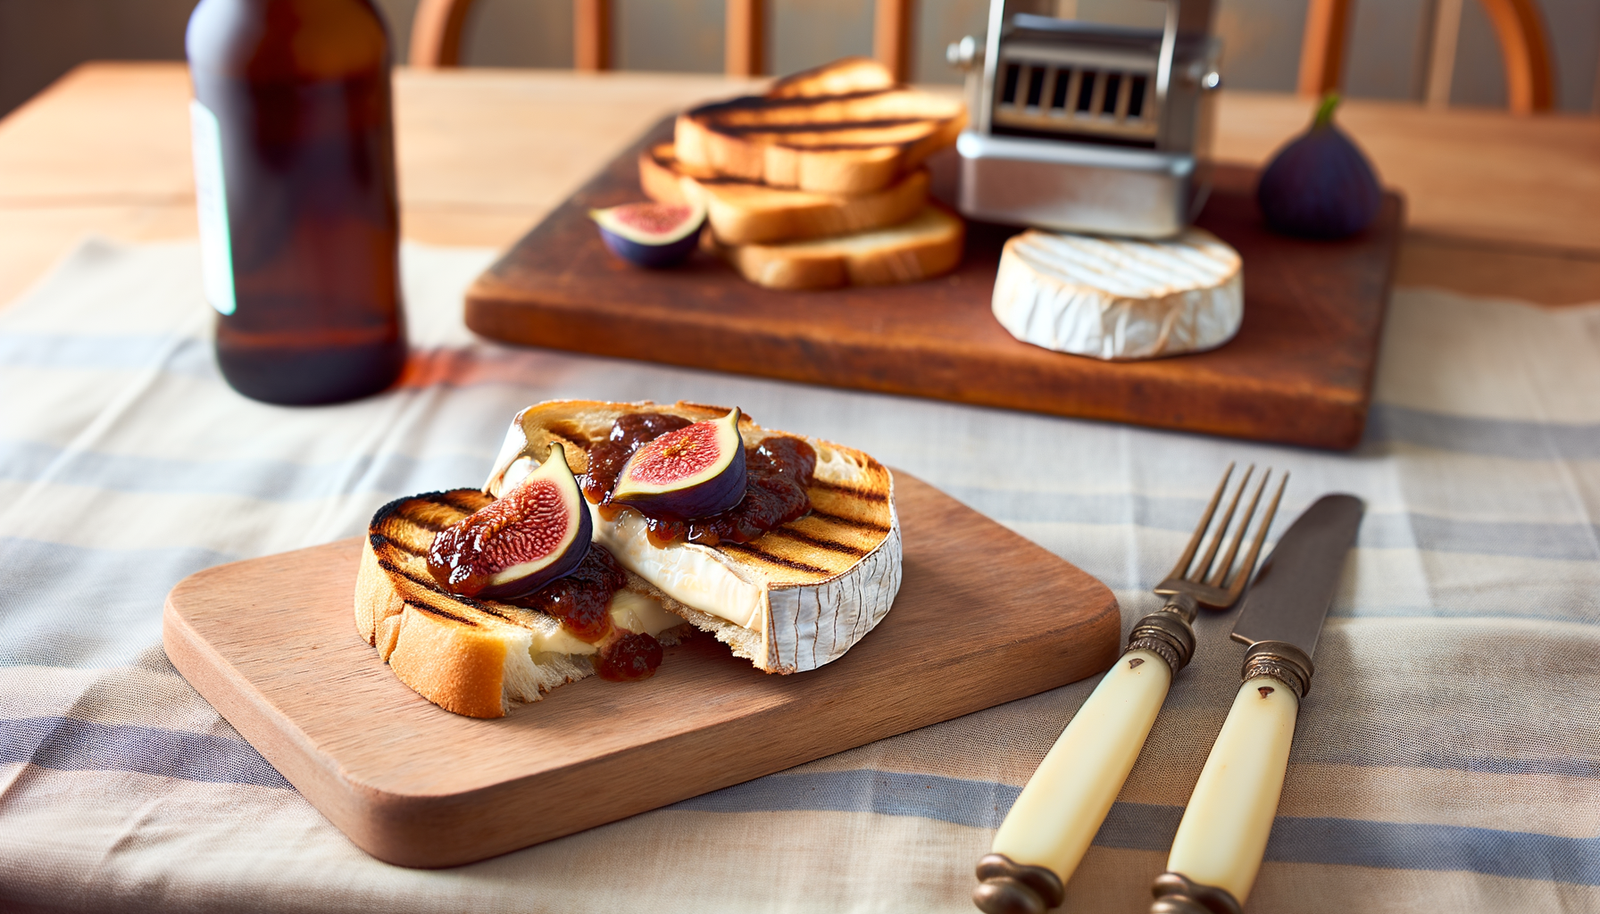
427 445 593 599
610 407 746 518
591 200 706 268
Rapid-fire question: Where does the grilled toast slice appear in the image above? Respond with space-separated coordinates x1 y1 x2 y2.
484 400 902 674
640 143 930 245
709 204 964 290
355 490 688 718
674 58 965 194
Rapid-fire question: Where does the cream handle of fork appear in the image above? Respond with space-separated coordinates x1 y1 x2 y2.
974 648 1174 914
1152 676 1300 914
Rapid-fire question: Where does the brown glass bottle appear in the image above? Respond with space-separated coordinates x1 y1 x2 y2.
186 0 406 405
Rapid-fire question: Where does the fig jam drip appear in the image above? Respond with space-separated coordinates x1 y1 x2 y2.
510 544 626 642
508 544 666 682
594 632 664 682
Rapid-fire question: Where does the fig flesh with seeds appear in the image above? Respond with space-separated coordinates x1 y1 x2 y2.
428 445 593 600
590 200 706 268
611 408 747 518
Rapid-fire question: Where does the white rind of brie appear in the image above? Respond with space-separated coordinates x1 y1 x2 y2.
491 434 901 674
992 227 1243 361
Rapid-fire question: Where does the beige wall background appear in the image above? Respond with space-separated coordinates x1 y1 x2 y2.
2 0 1598 119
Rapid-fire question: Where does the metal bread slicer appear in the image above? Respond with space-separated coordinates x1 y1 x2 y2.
947 0 1222 238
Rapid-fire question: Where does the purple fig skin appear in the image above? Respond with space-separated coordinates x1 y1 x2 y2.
1257 94 1382 240
592 201 705 269
598 225 700 268
617 444 746 519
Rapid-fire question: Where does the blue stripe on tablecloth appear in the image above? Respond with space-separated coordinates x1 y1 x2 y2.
0 537 235 667
1366 404 1600 460
5 719 1596 882
0 716 290 789
6 332 1600 461
0 332 215 377
677 770 1600 884
0 438 486 503
3 436 1596 564
947 486 1600 564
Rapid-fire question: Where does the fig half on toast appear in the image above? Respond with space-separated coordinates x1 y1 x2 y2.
355 489 687 718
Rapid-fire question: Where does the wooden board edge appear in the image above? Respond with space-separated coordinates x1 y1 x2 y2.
161 580 376 849
464 286 1375 451
353 580 1122 867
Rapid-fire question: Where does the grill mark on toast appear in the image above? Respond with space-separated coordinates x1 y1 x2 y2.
378 557 530 625
717 542 831 575
713 117 943 136
769 527 869 557
394 510 454 533
810 479 890 503
403 599 479 627
691 87 906 116
437 490 492 513
806 508 892 533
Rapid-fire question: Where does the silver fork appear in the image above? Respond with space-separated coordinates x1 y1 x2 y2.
974 464 1286 914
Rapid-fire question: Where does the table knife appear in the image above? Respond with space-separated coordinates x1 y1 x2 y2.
1150 493 1363 914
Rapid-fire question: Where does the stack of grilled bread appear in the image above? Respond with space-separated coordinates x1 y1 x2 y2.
355 400 902 718
641 58 967 290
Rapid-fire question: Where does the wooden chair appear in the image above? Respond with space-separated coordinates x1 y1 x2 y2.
408 0 917 80
1297 0 1554 113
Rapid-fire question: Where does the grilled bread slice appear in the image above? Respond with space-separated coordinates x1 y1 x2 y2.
355 489 688 718
484 400 902 674
709 204 964 290
674 58 965 194
640 143 930 246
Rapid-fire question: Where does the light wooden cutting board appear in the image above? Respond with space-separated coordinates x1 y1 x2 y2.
163 472 1119 868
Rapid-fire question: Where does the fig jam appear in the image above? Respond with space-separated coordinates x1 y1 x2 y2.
510 544 626 643
583 411 816 547
595 632 665 682
507 544 666 682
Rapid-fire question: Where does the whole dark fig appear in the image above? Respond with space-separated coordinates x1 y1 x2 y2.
1256 94 1382 239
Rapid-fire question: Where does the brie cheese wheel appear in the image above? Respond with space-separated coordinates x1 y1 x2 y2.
992 228 1243 361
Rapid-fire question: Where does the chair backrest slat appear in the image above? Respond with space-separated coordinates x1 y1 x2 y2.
1300 0 1554 113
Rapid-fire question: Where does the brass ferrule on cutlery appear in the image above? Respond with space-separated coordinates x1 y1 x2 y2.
973 853 1065 914
1125 593 1200 674
1238 640 1314 700
1150 871 1243 914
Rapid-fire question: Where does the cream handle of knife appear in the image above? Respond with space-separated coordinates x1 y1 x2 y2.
975 649 1173 913
1160 676 1299 910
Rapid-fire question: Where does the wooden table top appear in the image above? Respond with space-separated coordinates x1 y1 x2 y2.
2 61 1597 309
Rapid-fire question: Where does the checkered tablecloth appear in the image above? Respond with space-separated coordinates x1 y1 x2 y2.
2 237 1596 912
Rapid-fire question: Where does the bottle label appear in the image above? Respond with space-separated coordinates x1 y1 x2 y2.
189 99 237 317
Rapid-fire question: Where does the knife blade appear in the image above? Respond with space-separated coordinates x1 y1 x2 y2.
1150 494 1363 914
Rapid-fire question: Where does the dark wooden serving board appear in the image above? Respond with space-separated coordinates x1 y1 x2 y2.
163 472 1119 868
464 118 1403 450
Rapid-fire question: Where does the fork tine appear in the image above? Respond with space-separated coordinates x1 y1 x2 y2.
1226 470 1289 599
1165 463 1234 581
1208 469 1269 589
1193 465 1253 584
